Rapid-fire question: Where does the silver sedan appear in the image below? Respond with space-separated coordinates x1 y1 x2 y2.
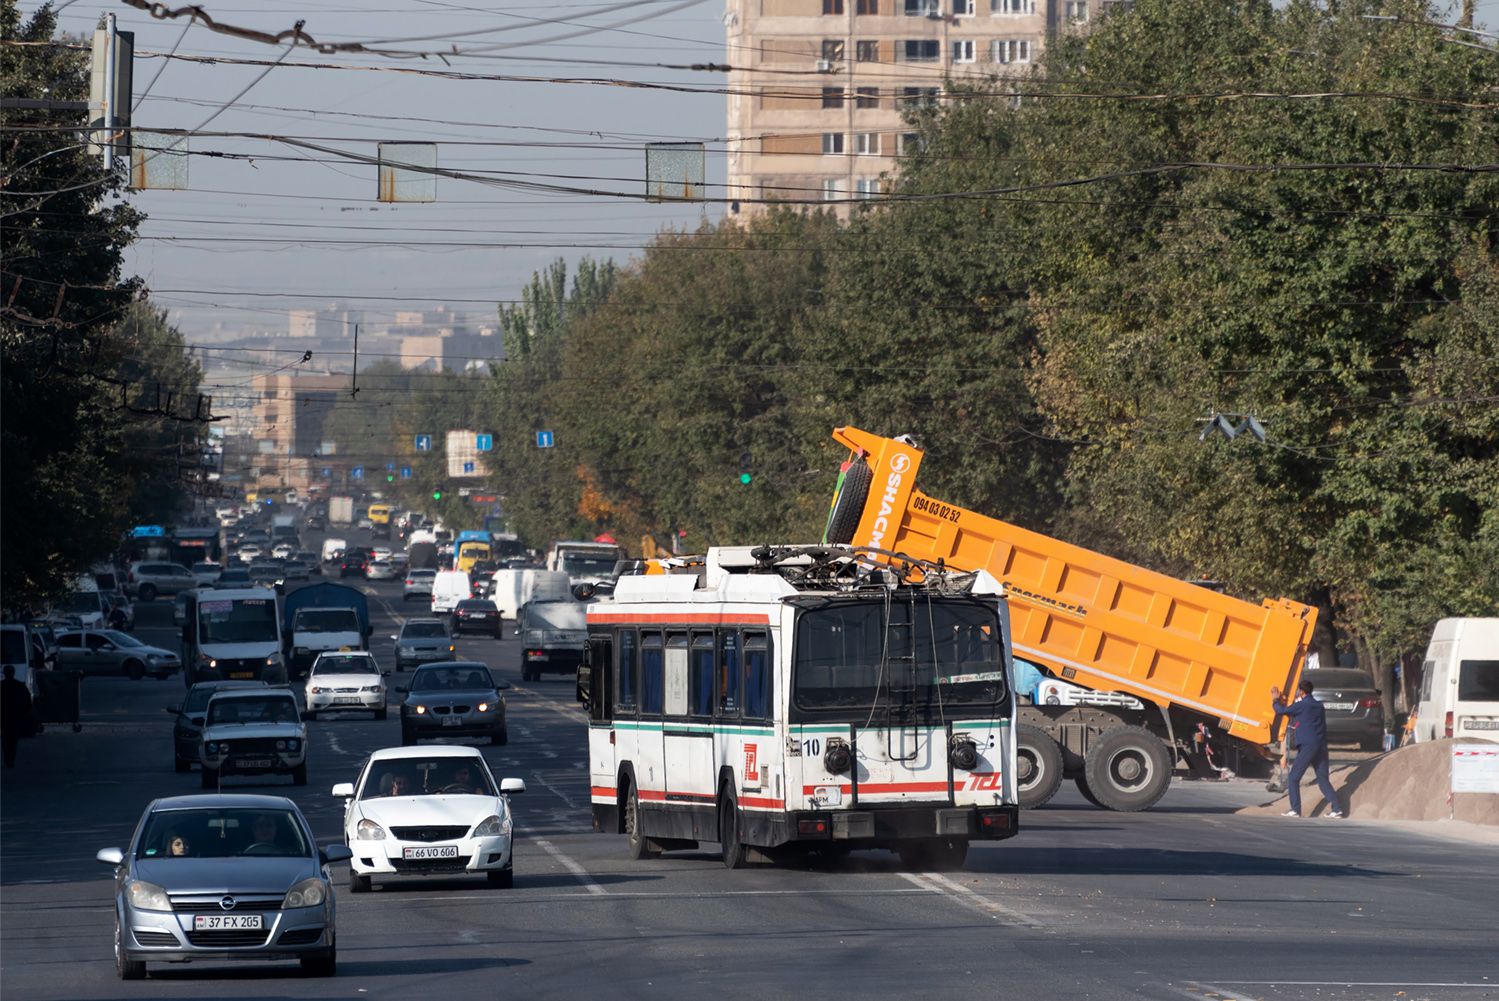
97 793 351 980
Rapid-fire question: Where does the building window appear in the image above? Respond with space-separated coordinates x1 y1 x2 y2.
953 0 975 13
856 177 881 198
855 40 880 61
822 178 843 200
822 87 844 108
953 39 976 62
856 0 879 12
1064 0 1087 20
991 0 1034 12
824 0 844 13
822 39 845 61
822 132 846 154
856 132 881 155
855 86 881 108
904 0 940 15
904 39 940 61
993 38 1030 63
900 86 940 108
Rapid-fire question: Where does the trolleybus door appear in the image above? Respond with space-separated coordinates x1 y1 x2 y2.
663 632 716 836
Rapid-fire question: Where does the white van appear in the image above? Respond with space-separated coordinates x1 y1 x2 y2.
321 538 348 564
430 570 472 616
1413 618 1499 743
487 569 570 630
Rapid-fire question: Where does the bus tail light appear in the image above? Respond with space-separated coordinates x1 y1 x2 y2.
980 812 1011 831
797 819 827 835
1445 711 1453 738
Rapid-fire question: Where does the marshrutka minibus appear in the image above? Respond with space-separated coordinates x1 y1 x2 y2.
578 544 1019 870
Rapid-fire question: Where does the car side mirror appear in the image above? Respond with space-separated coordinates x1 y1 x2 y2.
389 635 398 642
500 778 526 794
300 711 317 722
96 847 125 865
321 844 353 864
382 670 391 677
166 704 182 714
494 679 511 690
331 782 355 798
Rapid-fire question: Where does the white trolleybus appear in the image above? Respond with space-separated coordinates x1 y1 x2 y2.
577 545 1019 869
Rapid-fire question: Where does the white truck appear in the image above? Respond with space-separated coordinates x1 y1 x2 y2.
330 496 355 527
517 571 588 682
547 541 624 586
181 589 288 686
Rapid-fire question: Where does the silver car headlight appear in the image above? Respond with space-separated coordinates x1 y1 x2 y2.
472 814 509 837
282 878 327 909
127 880 172 912
356 819 387 840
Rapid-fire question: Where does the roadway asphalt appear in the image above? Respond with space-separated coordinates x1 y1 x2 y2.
2 559 1496 1001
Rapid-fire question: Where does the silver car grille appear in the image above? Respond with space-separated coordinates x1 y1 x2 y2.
169 892 284 912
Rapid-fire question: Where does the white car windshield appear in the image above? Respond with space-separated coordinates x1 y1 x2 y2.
360 758 493 798
313 656 378 675
207 695 299 725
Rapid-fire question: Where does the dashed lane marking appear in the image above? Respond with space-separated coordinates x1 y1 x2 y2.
525 832 606 896
898 871 1047 928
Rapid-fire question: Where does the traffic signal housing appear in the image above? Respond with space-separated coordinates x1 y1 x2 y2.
739 451 752 485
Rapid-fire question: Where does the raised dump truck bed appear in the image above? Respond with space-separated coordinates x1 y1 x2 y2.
824 426 1317 811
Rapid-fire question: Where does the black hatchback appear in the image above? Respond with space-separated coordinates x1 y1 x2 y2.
453 599 502 637
1305 668 1385 751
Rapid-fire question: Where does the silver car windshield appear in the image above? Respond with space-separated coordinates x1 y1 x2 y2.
402 623 447 639
140 808 311 859
360 758 493 799
411 667 491 692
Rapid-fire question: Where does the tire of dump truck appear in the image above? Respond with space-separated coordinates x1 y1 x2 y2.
1082 726 1172 812
824 457 874 546
1015 724 1064 809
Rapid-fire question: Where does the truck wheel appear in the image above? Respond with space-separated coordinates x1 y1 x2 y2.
625 784 660 860
1015 724 1064 809
1082 726 1171 812
137 584 156 602
823 456 873 546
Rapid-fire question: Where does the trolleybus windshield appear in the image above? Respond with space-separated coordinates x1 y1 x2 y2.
792 598 1007 713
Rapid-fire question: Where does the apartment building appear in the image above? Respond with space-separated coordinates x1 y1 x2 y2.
725 0 1109 210
250 373 347 490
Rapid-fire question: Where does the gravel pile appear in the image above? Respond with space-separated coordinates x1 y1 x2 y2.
1239 737 1498 824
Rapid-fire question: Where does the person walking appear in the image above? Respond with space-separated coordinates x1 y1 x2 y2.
1 664 35 768
1271 678 1344 818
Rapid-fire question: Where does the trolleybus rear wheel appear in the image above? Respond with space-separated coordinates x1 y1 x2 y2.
719 790 747 870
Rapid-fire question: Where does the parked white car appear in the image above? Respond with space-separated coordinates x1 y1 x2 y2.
305 651 389 720
332 745 524 892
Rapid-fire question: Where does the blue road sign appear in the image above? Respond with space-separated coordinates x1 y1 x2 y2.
352 466 364 479
386 462 396 471
476 434 493 451
537 431 554 448
321 467 331 476
400 467 412 479
463 461 475 474
415 435 432 451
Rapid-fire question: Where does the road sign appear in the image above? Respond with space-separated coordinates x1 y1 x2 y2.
351 466 364 479
537 431 554 448
321 467 331 476
386 462 396 471
463 461 475 474
476 434 492 451
415 435 432 451
400 467 412 479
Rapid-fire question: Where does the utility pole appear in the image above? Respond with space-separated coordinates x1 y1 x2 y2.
103 14 116 170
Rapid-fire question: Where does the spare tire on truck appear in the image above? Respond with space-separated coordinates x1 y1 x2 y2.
823 457 873 546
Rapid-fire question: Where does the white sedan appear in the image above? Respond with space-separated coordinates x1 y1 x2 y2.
366 560 396 581
304 651 388 719
333 746 524 892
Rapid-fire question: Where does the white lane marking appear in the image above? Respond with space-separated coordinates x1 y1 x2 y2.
1212 983 1498 988
898 871 1046 928
526 834 606 896
1177 983 1260 1001
530 771 582 810
324 730 353 757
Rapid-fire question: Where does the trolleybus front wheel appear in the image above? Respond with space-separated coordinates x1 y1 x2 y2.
624 784 660 860
719 791 747 870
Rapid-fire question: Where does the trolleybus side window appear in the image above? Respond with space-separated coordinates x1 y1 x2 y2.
584 636 612 722
641 631 664 715
615 628 638 713
690 632 715 717
664 632 689 716
743 632 772 721
718 630 740 716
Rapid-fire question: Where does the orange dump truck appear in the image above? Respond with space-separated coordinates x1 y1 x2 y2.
823 426 1317 812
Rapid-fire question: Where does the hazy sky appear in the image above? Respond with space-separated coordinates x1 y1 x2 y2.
32 0 1499 372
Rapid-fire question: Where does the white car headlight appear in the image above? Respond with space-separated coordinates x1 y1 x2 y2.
362 685 381 693
127 880 172 912
283 877 327 909
472 814 509 837
356 819 387 840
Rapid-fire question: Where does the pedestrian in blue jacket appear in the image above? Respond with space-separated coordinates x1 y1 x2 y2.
1271 679 1344 818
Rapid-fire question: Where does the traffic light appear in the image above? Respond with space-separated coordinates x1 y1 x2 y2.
739 451 752 485
432 490 442 500
387 474 394 483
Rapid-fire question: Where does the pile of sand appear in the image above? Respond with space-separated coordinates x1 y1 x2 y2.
1238 738 1498 824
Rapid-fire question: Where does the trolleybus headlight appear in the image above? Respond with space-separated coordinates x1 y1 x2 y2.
824 738 851 775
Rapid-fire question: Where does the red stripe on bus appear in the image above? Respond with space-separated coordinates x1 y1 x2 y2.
854 781 951 794
739 795 785 809
637 789 668 801
588 613 772 625
590 787 617 799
